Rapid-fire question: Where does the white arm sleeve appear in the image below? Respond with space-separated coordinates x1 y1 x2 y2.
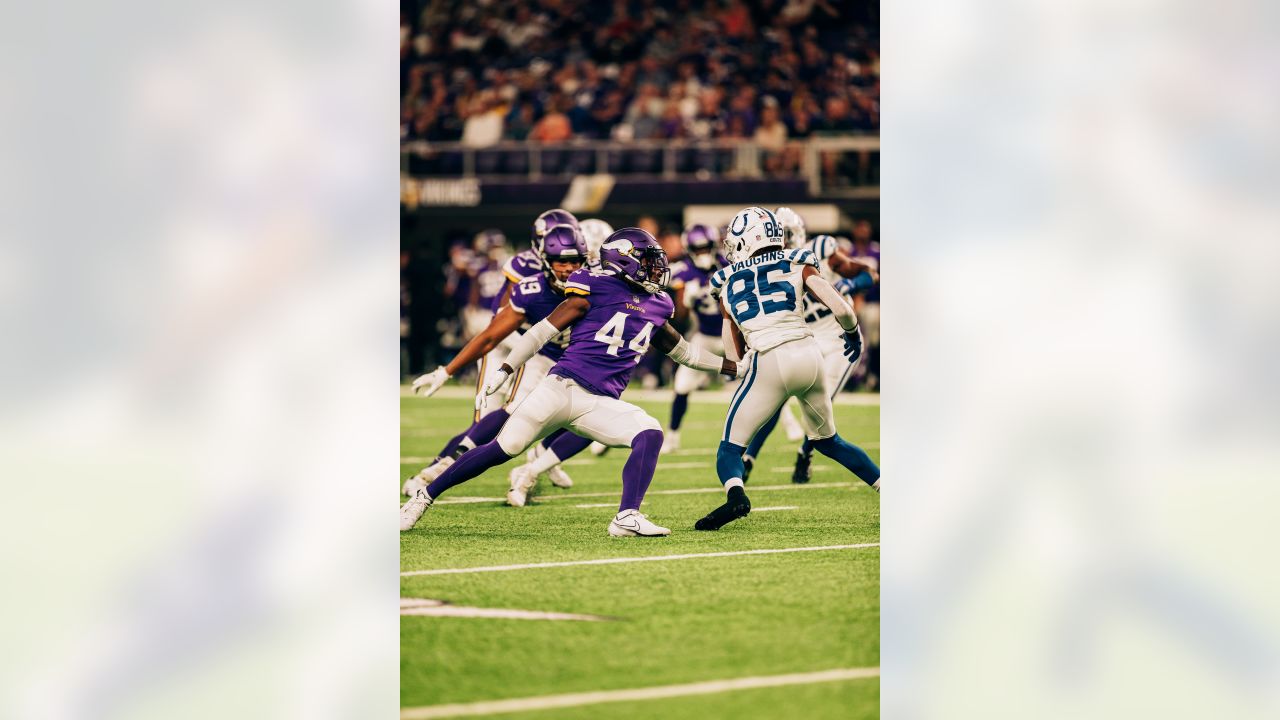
667 336 725 373
804 274 859 332
502 318 559 371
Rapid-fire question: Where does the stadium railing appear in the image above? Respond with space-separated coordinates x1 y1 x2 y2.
400 137 879 198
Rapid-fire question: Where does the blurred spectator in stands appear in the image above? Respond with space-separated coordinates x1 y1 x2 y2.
504 102 536 140
717 0 755 39
529 96 573 143
755 103 790 174
659 101 688 139
461 92 504 147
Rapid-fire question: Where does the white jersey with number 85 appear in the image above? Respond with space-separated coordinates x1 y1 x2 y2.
709 247 820 353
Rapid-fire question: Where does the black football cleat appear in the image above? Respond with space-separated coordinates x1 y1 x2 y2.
791 453 812 484
694 487 751 531
742 456 754 483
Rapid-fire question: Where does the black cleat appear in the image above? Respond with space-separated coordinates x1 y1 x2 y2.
694 487 751 531
742 456 754 483
791 453 811 484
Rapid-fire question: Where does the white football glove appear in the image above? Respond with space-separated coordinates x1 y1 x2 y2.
412 367 450 396
733 350 756 379
476 365 514 412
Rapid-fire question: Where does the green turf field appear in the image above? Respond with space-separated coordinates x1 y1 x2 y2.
401 389 879 719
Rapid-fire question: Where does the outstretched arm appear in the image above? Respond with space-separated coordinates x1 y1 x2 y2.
653 323 741 377
411 305 525 396
444 305 525 375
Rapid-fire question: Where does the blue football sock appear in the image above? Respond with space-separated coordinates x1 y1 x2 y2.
810 434 879 487
670 393 690 430
716 440 747 484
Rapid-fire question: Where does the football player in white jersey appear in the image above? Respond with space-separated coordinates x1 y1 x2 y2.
738 207 880 483
695 206 880 531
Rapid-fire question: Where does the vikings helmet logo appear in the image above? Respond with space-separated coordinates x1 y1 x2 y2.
602 238 634 256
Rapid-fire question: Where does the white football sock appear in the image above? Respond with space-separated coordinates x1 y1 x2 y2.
528 447 563 474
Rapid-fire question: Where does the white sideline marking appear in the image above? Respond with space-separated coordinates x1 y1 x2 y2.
431 482 853 506
752 506 798 512
401 543 878 577
400 667 880 719
400 598 610 622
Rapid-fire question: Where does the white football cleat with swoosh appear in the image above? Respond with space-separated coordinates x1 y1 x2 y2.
608 509 670 537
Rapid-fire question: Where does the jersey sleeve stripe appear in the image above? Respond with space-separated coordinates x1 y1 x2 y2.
564 286 590 296
503 270 523 283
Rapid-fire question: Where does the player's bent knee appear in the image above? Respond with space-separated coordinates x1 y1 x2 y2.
496 425 536 456
717 440 746 458
809 434 840 452
636 412 662 434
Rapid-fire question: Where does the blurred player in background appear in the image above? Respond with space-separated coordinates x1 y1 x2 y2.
579 218 613 268
401 228 745 536
462 229 511 338
407 210 583 492
738 207 880 483
696 207 879 531
660 224 729 453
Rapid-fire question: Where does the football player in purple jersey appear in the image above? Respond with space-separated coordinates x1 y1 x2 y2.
407 210 583 490
661 223 730 453
401 228 746 536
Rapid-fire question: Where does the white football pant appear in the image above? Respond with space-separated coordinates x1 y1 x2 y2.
496 374 661 456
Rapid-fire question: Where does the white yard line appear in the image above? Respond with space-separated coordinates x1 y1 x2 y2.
573 503 618 508
432 481 853 505
401 543 878 577
751 506 799 512
400 667 880 719
400 599 610 622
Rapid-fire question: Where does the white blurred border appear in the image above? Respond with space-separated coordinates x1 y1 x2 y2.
884 0 1280 717
0 1 398 718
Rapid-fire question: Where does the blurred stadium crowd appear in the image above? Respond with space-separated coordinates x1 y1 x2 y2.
401 216 881 392
400 0 879 152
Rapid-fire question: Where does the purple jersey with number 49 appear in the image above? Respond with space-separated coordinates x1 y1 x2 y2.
491 249 543 312
507 273 571 361
550 268 675 398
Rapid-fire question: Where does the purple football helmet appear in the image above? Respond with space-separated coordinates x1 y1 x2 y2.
681 223 724 270
599 228 670 294
532 208 580 253
539 224 587 290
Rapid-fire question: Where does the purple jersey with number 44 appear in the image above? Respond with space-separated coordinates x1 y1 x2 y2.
550 268 675 398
